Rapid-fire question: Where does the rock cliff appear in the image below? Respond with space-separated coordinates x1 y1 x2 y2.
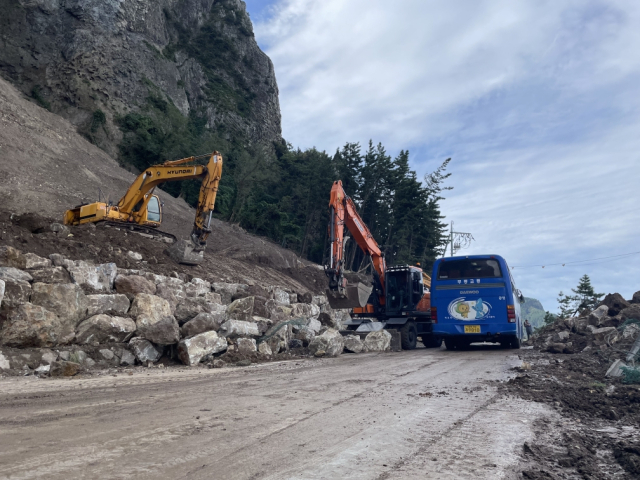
0 0 281 156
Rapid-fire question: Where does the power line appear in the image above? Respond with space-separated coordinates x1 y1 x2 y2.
511 250 640 269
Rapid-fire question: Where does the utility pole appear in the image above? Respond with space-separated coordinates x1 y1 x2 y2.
446 221 474 257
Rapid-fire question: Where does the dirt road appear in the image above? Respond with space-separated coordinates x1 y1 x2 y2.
0 347 550 479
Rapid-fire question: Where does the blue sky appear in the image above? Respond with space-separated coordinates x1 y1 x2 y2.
243 0 640 312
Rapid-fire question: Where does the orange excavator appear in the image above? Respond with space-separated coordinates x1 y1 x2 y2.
63 152 223 265
325 180 440 349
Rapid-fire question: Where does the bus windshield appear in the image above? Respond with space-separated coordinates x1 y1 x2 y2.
437 259 502 280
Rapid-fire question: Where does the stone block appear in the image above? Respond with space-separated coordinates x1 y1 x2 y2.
178 331 227 366
86 294 130 316
75 314 136 344
115 275 156 299
136 315 180 345
24 253 51 269
237 337 257 354
29 266 72 284
129 337 162 363
364 330 392 352
0 246 26 269
343 335 364 353
181 312 224 338
220 319 260 338
308 328 344 357
30 282 88 326
226 296 254 321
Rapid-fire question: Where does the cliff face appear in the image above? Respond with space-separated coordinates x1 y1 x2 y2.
0 0 281 157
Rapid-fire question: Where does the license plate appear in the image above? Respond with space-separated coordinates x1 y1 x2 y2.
464 325 481 334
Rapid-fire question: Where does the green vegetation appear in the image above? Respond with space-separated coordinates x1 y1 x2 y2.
557 275 604 318
91 109 106 133
117 89 450 266
31 85 51 111
522 297 546 329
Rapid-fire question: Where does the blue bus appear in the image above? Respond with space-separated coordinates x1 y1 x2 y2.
430 254 524 350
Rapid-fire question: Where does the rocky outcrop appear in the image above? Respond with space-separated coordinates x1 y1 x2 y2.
0 0 281 156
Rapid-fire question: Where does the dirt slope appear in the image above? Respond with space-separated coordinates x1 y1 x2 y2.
0 75 324 291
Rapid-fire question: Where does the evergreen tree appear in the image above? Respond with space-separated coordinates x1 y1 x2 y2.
557 291 574 319
571 274 604 314
544 311 558 325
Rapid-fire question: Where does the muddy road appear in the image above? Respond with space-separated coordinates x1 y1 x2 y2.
0 347 549 479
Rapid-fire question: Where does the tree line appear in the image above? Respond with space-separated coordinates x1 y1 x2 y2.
116 92 451 270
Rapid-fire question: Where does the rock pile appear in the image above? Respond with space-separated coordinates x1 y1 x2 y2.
533 291 640 354
0 245 390 376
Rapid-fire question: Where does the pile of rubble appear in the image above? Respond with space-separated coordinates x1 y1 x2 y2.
533 292 640 356
0 245 392 376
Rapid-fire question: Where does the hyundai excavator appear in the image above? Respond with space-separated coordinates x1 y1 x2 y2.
324 180 440 349
63 152 223 265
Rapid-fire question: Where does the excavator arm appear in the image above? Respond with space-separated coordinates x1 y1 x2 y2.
325 180 385 309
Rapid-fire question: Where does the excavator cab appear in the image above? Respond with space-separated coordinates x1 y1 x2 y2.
385 266 427 316
139 194 162 226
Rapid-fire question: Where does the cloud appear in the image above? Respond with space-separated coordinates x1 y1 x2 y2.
251 0 640 309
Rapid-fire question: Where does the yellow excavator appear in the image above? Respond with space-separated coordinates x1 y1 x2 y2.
63 152 223 265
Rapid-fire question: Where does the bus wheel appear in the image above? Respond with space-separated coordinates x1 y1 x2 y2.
511 336 521 349
445 337 458 350
400 322 417 350
422 335 442 349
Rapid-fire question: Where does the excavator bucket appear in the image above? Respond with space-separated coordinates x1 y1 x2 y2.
326 282 373 310
166 239 204 266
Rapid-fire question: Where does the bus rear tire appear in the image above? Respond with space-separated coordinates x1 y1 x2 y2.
511 336 521 349
422 335 442 349
400 322 417 350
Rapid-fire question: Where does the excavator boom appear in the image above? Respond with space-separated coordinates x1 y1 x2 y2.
325 180 385 309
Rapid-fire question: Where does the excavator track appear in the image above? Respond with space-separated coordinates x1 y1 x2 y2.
98 221 177 244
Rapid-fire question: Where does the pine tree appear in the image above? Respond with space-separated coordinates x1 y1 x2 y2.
557 291 574 319
544 311 557 325
571 274 604 314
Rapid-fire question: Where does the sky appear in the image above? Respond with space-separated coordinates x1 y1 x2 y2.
243 0 640 311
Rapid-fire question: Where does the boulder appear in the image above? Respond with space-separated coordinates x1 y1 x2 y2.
343 335 364 353
237 338 257 355
307 318 322 334
317 312 340 329
0 304 71 347
308 329 345 357
598 293 631 316
252 295 269 318
588 305 610 326
592 326 619 344
49 253 68 266
0 266 33 283
185 278 211 297
29 266 72 284
66 261 117 293
75 315 136 344
174 297 226 324
632 291 640 304
0 352 10 370
0 278 31 311
129 337 162 363
620 305 640 322
115 275 156 299
24 253 52 269
226 296 255 321
129 294 172 322
99 349 115 361
551 330 571 343
0 246 26 269
127 251 142 262
273 288 291 306
0 279 4 307
135 315 180 345
155 282 187 313
50 360 81 377
181 312 224 338
30 283 89 325
291 303 320 320
86 294 130 316
264 299 293 321
211 282 248 305
312 295 328 306
547 343 567 354
220 319 260 338
364 330 392 352
119 349 136 366
298 292 313 304
178 331 227 366
50 223 70 235
293 326 315 346
258 342 272 355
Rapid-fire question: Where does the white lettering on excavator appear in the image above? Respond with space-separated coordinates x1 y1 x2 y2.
354 218 365 233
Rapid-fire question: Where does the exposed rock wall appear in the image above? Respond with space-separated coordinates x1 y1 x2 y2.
0 0 281 156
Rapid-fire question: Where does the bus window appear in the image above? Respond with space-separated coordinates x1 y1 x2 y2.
437 259 502 279
147 196 161 223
